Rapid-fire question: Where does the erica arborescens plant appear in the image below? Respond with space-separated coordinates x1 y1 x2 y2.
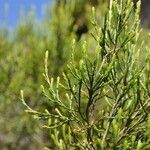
21 0 150 149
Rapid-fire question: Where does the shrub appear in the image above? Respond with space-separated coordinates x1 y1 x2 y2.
21 0 150 149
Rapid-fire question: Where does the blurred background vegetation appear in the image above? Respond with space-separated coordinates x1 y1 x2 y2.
0 0 149 149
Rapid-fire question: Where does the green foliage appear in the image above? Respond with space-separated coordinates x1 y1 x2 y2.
0 1 76 149
21 0 150 149
0 0 149 149
0 0 107 149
